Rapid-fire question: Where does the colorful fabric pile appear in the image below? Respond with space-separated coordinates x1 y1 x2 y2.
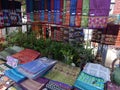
18 57 57 79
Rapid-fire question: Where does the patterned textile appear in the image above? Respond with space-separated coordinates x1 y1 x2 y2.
45 81 65 90
20 79 45 90
64 12 70 26
45 61 80 86
81 16 88 27
75 15 81 27
70 15 75 26
12 49 40 64
5 68 26 82
88 16 108 29
70 0 77 14
83 63 111 82
40 10 44 21
82 0 89 16
89 0 111 16
18 57 57 79
6 56 18 68
74 72 105 90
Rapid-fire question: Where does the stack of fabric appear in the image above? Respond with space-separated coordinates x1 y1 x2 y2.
74 63 111 90
5 68 26 82
45 61 80 86
18 57 57 79
7 49 40 66
0 46 24 60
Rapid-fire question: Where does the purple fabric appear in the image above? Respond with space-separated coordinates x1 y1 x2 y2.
89 0 111 16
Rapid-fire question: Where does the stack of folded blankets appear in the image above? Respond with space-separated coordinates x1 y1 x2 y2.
18 57 57 79
6 49 41 67
74 63 111 90
0 46 24 60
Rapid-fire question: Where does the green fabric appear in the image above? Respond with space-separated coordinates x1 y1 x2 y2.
81 16 88 27
45 61 80 86
112 67 120 86
63 0 67 12
82 0 89 15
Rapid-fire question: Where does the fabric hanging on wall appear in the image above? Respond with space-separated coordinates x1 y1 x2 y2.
48 11 51 22
70 0 77 14
59 0 63 25
50 0 54 23
48 0 51 11
64 0 70 26
9 1 18 26
34 12 40 21
89 0 111 16
88 16 108 29
2 0 10 26
62 0 67 25
70 15 75 26
0 0 4 28
15 1 22 26
40 11 44 21
27 13 31 22
82 0 89 16
44 11 48 22
101 24 119 45
75 0 83 27
81 16 88 27
41 0 45 10
26 0 34 13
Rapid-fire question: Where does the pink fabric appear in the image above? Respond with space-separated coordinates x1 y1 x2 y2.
88 16 108 29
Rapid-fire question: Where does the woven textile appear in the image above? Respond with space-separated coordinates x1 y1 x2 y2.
12 49 40 64
89 0 111 16
70 0 77 14
81 16 88 27
45 61 80 86
82 0 89 16
88 16 108 29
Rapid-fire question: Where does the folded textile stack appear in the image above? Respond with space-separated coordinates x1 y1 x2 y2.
45 61 80 86
5 68 26 82
18 57 57 79
11 49 41 64
0 46 24 60
74 63 111 90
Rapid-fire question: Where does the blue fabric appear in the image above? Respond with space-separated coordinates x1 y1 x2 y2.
74 72 105 90
26 0 34 13
40 10 44 21
70 15 75 26
5 68 26 82
48 11 51 22
41 0 45 10
70 0 77 14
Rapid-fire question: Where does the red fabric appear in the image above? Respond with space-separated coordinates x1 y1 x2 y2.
76 0 83 14
12 49 40 64
51 12 54 24
60 0 63 12
51 0 54 11
75 15 81 27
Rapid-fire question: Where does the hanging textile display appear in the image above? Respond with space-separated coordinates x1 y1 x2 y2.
33 0 40 21
0 0 4 28
15 1 22 26
26 0 34 22
89 0 111 16
9 1 18 26
70 0 77 26
2 0 10 27
64 0 70 26
59 0 63 25
50 0 54 23
44 0 48 22
48 0 51 23
113 0 120 14
62 0 67 25
81 0 89 27
75 0 83 27
40 0 45 21
88 16 108 29
101 24 119 45
88 0 111 29
91 29 103 43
